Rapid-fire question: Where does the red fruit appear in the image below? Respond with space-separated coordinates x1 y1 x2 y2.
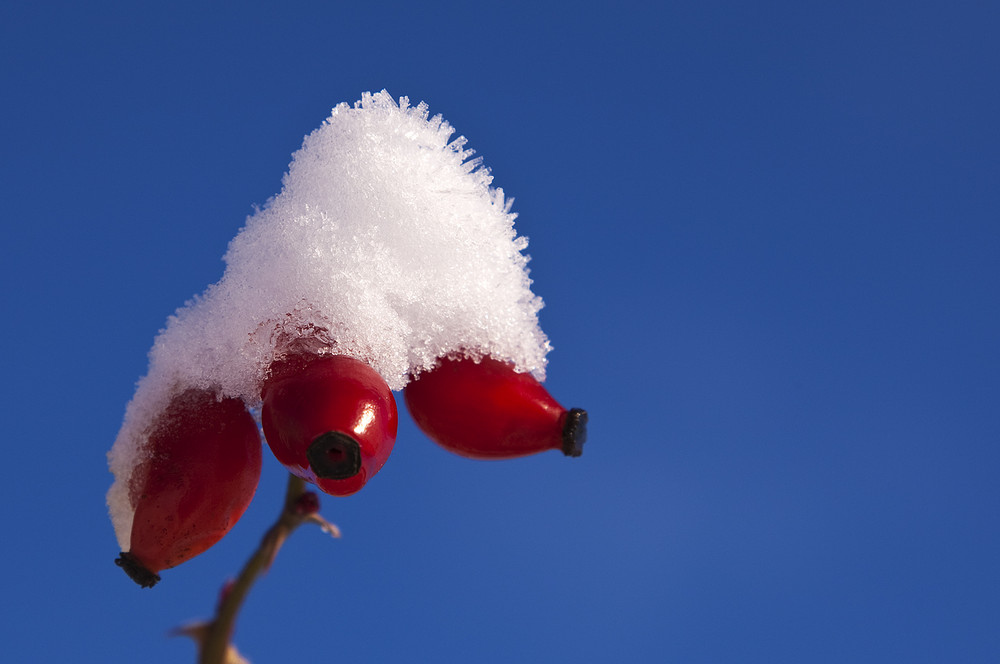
403 355 587 459
116 388 262 588
261 353 397 496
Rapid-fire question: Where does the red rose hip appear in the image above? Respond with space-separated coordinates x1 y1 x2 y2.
404 354 587 459
261 353 397 496
116 388 262 588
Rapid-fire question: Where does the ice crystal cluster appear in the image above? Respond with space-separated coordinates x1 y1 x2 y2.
108 91 550 547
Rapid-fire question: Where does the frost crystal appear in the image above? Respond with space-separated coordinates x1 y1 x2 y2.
108 91 551 547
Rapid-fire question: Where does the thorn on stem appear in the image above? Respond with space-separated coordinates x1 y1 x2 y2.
305 513 342 538
172 622 250 664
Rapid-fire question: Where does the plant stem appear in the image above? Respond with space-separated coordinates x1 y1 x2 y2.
198 474 309 664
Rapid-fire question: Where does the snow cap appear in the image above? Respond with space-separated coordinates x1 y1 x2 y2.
108 91 550 548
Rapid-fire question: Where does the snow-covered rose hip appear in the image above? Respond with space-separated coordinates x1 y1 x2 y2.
115 388 262 588
404 354 587 459
261 353 397 496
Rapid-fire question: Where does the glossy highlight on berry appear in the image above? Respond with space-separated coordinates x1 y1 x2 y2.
261 353 398 496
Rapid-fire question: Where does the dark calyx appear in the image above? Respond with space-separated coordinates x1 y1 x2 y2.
561 408 588 457
115 552 161 588
307 431 362 479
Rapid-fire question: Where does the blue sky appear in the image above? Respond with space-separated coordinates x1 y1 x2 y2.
2 1 998 662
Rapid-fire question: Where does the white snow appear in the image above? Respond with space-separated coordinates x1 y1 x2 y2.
108 91 551 548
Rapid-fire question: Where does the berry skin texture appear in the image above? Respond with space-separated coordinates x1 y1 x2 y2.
116 388 262 588
404 355 588 460
261 353 398 497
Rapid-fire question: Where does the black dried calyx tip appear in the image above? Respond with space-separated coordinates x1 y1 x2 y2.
115 552 161 588
308 431 362 480
561 408 588 458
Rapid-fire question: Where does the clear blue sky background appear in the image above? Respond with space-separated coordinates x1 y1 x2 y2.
2 2 997 662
